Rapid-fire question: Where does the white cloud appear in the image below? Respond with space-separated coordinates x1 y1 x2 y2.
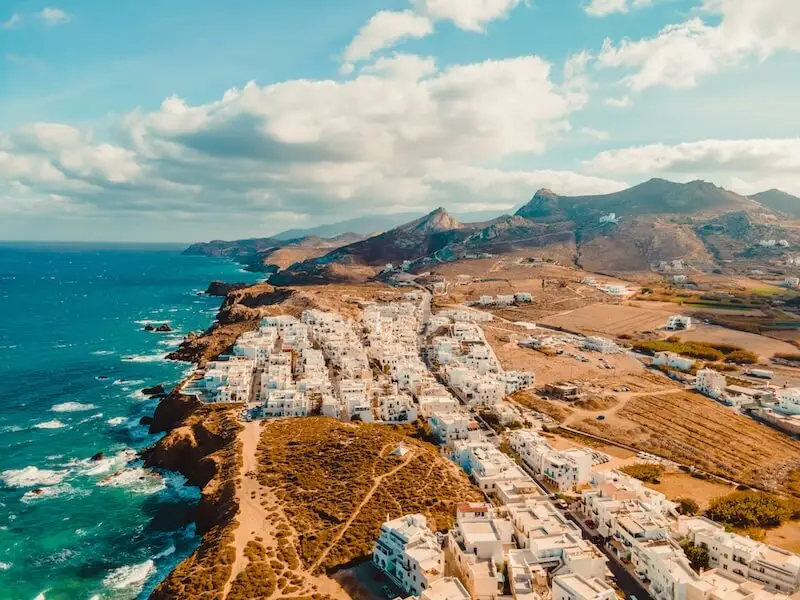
604 95 631 108
584 0 653 17
584 138 800 195
38 7 71 26
342 10 433 63
412 0 523 32
597 0 800 91
2 12 22 29
1 53 625 220
579 127 610 140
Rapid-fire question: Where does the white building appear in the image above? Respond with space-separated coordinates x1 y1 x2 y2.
653 351 696 372
679 516 800 594
378 392 419 424
446 503 514 600
428 411 479 446
453 440 531 494
582 337 620 354
599 213 618 225
373 514 445 597
777 388 800 415
552 574 615 600
696 368 727 399
665 315 692 331
515 292 533 304
509 430 593 492
201 357 255 403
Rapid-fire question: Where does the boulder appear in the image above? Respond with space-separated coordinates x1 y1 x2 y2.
90 452 105 462
144 323 155 332
155 323 172 333
142 384 166 397
139 415 154 426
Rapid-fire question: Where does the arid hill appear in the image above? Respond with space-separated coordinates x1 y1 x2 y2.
750 189 800 218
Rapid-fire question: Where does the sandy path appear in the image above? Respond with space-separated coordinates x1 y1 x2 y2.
222 420 352 600
563 387 687 426
223 420 272 598
310 445 416 572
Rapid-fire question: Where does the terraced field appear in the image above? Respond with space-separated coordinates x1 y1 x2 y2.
540 302 674 337
573 391 800 495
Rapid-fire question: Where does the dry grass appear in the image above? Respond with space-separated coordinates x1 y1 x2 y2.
256 418 483 572
512 391 574 422
572 390 800 495
677 324 798 361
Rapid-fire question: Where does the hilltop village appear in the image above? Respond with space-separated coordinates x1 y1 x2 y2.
157 270 800 600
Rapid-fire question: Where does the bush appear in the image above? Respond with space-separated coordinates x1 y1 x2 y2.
620 463 665 484
676 497 700 516
680 539 710 572
706 492 791 529
724 350 758 365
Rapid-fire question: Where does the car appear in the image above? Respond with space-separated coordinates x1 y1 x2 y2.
596 415 605 420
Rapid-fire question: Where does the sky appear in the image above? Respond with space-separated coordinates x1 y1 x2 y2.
1 0 800 242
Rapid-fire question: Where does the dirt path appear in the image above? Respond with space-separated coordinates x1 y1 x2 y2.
310 446 416 572
223 420 271 598
222 420 352 600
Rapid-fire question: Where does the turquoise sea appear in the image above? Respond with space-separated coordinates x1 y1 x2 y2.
0 242 261 600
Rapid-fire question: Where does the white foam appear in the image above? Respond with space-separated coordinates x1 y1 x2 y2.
113 379 145 386
153 544 176 560
102 559 155 591
34 592 46 600
0 561 11 570
157 335 184 348
34 420 67 430
121 354 165 363
0 425 22 433
1 466 68 487
78 413 104 424
128 390 148 401
50 402 98 413
90 350 116 356
97 467 165 495
68 449 137 477
21 484 82 504
107 417 127 426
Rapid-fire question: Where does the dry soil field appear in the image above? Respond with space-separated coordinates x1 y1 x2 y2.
572 390 800 495
540 302 676 337
677 324 798 360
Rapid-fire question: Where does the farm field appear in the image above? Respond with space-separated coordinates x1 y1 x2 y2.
571 390 800 496
765 521 800 553
677 323 798 360
539 302 675 337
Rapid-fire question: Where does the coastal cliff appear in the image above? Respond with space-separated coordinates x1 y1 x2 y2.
144 388 244 598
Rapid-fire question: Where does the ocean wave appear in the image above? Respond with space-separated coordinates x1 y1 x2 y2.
107 416 127 426
21 484 86 504
91 349 116 356
50 402 98 413
34 419 67 430
68 448 137 477
1 466 69 487
128 390 148 401
102 559 155 591
0 424 23 433
34 592 46 600
153 544 176 560
160 471 201 503
113 379 145 386
121 354 165 363
97 467 165 495
77 413 104 424
157 334 184 348
134 319 170 325
0 561 10 570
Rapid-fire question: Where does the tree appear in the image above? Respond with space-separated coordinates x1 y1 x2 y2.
620 463 665 484
706 491 791 529
680 539 710 572
676 497 700 516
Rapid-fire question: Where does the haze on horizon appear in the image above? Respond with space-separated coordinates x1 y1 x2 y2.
1 0 799 243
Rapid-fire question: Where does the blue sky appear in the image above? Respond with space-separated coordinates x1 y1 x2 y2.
1 0 799 242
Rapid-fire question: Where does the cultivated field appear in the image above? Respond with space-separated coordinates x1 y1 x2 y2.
539 303 675 337
572 390 800 496
677 324 798 360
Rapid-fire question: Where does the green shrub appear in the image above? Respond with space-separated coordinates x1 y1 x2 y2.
706 492 791 529
676 497 700 516
620 463 665 484
680 539 709 572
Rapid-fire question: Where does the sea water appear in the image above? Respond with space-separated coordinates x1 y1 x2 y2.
0 242 261 600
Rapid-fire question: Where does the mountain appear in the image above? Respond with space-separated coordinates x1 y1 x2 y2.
271 208 473 284
516 178 755 222
750 189 800 218
273 209 507 240
183 233 365 272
